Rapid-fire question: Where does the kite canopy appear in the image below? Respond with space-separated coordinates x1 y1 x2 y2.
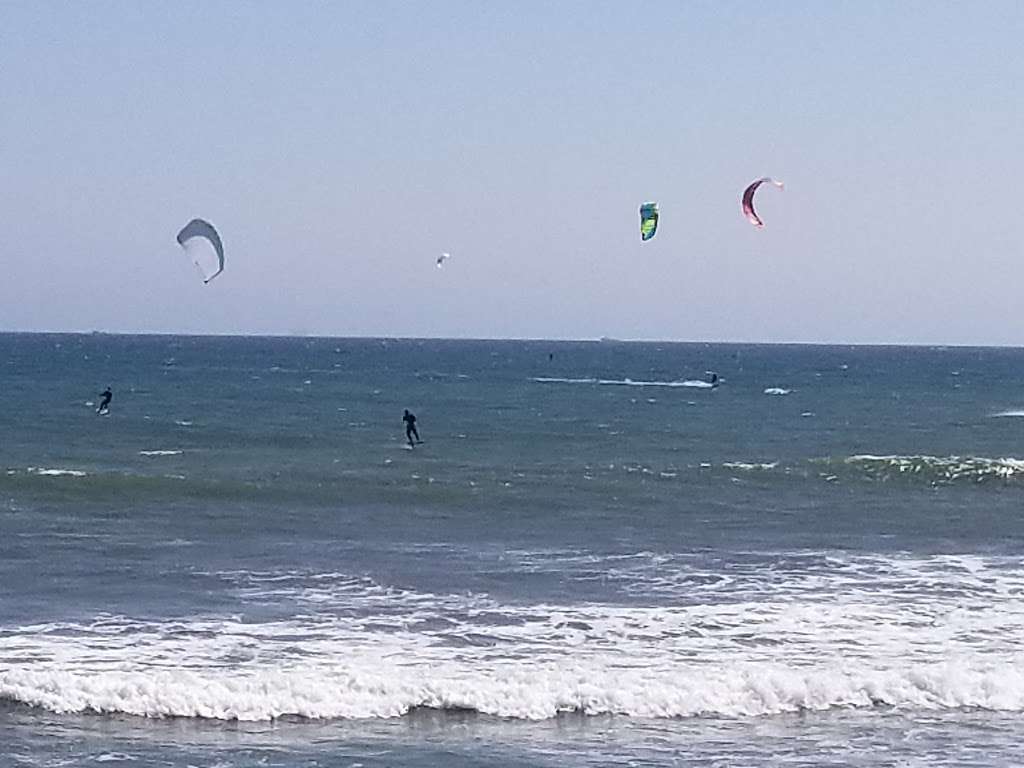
639 202 659 241
741 178 784 228
436 252 450 269
176 218 224 283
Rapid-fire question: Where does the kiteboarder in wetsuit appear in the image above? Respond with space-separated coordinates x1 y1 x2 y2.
403 409 420 446
96 387 112 414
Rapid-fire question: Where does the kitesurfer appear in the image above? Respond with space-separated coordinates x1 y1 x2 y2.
403 409 421 446
96 387 112 414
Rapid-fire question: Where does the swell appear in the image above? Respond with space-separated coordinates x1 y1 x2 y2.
7 451 1024 510
0 467 480 507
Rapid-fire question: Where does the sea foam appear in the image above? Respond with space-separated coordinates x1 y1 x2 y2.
3 553 1024 722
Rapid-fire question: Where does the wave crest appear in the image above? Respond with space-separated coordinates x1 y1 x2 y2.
4 663 1024 721
844 454 1024 484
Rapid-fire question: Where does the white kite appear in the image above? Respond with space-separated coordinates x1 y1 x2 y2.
176 218 225 283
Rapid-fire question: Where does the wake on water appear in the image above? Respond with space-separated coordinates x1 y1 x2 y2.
532 377 716 389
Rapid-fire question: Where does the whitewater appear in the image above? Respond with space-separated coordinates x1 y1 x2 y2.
5 552 1024 722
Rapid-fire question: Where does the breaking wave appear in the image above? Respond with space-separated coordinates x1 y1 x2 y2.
4 662 1024 721
843 454 1024 484
609 452 1024 489
2 552 1024 723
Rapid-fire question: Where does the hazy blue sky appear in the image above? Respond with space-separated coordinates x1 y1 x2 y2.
2 1 1022 343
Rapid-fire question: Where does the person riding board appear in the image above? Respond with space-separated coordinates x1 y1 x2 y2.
403 409 421 447
96 387 112 414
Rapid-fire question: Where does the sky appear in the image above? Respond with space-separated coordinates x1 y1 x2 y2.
1 1 1022 344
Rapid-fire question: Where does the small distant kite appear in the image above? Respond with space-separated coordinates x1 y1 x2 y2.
176 218 224 283
639 202 659 241
741 178 784 228
436 252 450 269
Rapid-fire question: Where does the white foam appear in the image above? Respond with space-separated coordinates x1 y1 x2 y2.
138 450 183 457
991 410 1024 418
5 661 1024 721
3 555 1024 722
763 388 792 396
722 461 779 471
26 467 87 477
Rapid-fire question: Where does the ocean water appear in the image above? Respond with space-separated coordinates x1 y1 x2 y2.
3 333 1024 767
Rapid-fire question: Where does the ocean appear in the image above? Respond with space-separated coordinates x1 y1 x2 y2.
3 333 1024 767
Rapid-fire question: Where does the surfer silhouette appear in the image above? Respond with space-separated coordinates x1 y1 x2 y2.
96 387 112 414
403 409 421 446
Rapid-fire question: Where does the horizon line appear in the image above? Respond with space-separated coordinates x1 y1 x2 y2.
0 329 1021 350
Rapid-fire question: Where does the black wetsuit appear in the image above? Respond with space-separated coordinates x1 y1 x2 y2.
97 389 112 413
403 410 420 446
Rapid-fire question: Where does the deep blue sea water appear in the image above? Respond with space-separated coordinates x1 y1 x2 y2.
3 334 1024 766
